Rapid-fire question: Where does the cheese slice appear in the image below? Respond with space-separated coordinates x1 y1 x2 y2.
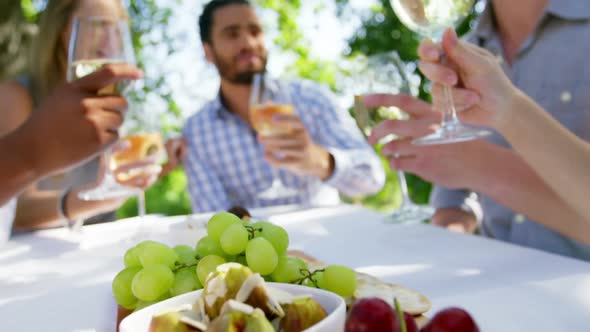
351 272 431 315
287 250 431 315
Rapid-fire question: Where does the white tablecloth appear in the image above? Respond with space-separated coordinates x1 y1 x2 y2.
1 205 589 332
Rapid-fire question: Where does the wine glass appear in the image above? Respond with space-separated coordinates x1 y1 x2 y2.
67 16 141 201
349 52 434 223
250 73 299 200
115 106 167 241
389 0 491 145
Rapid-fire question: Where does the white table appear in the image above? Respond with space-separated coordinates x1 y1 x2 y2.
1 205 589 332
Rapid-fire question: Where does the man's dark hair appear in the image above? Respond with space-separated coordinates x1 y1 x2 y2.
199 0 252 43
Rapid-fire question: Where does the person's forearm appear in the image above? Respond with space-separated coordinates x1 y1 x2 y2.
499 92 590 223
469 142 590 245
13 190 63 230
0 130 38 205
14 187 122 231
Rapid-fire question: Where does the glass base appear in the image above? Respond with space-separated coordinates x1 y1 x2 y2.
63 220 85 243
78 173 141 201
413 123 491 145
386 202 435 224
258 180 298 200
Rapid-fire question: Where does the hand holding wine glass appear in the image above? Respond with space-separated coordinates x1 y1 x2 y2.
27 64 142 179
253 75 334 186
249 73 299 199
109 136 164 189
390 0 491 145
66 16 166 240
68 15 142 202
417 29 521 130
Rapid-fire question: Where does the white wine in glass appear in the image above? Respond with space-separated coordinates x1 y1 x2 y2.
250 73 299 200
70 58 130 95
111 133 165 183
112 132 166 241
390 0 491 145
251 104 297 136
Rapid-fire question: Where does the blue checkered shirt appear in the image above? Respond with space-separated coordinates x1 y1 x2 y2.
182 79 385 213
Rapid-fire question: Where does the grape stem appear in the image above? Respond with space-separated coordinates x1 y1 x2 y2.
292 268 325 288
394 298 407 332
244 225 263 240
173 261 200 273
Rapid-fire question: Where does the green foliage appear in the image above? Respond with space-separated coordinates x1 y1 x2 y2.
127 0 185 134
256 0 338 88
20 0 40 22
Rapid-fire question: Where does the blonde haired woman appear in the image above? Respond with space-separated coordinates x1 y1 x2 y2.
0 0 151 231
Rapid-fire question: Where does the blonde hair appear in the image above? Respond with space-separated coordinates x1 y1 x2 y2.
28 0 128 104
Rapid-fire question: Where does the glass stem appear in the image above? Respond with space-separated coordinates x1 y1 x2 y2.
397 170 411 205
442 85 461 127
271 168 282 187
138 190 146 219
103 148 113 176
439 49 460 129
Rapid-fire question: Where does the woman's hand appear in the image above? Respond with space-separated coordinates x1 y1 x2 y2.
417 28 522 130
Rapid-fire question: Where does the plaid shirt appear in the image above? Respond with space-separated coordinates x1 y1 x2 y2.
182 78 385 213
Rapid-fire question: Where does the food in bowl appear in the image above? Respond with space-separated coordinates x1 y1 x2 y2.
147 263 332 332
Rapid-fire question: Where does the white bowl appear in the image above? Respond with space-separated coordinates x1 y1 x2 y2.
120 282 346 332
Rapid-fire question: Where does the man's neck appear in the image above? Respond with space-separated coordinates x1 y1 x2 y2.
219 79 252 125
492 0 549 64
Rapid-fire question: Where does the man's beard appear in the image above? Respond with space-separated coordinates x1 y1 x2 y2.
212 50 268 85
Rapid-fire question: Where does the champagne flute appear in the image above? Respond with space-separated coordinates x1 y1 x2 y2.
67 16 141 201
350 52 434 223
250 73 299 200
390 0 491 145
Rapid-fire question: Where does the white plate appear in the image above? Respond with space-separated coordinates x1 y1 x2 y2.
120 282 346 332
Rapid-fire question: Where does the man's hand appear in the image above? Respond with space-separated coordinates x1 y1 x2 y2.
160 137 187 178
432 208 478 234
365 93 490 190
21 63 142 177
257 114 334 180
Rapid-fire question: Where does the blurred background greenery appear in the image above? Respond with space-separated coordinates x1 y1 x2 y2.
1 0 480 218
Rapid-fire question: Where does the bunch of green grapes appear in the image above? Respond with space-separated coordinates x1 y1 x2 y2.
200 212 357 298
112 212 357 311
112 240 203 311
